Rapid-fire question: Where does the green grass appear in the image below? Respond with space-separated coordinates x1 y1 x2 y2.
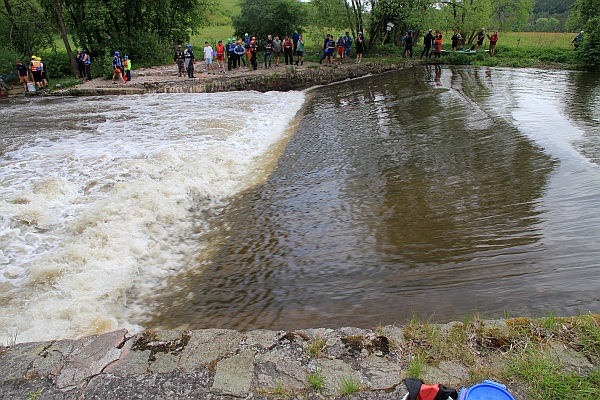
307 368 326 392
509 342 600 399
308 337 327 358
338 375 361 397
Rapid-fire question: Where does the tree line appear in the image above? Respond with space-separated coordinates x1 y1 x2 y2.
1 0 599 76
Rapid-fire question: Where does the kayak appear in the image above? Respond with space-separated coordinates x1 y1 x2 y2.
441 49 489 55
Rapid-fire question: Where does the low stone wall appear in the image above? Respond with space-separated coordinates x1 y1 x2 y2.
61 61 420 96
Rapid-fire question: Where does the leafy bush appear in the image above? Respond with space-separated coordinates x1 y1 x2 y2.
36 51 72 79
443 54 472 65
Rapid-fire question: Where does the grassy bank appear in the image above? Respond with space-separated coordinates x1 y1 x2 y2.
400 313 599 399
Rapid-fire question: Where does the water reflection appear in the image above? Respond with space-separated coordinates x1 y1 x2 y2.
145 67 599 332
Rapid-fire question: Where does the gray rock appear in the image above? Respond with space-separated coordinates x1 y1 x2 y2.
254 350 307 391
548 342 594 375
243 329 284 350
0 341 55 382
421 361 469 387
102 338 151 376
212 350 256 396
360 354 403 390
314 358 362 396
179 329 241 371
51 329 126 389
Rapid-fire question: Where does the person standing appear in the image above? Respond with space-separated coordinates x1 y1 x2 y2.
16 60 28 90
475 28 485 51
451 28 462 52
264 34 274 68
204 41 214 74
487 31 499 56
572 31 584 49
433 30 443 58
82 50 92 81
234 39 246 68
326 34 335 65
216 40 225 73
421 29 434 59
249 38 258 70
402 30 413 58
273 36 282 67
336 35 345 64
184 44 195 78
355 32 365 63
123 55 132 81
283 35 293 65
226 38 235 70
29 55 43 90
295 34 305 66
76 50 85 79
39 57 48 88
343 31 353 61
111 51 123 84
174 45 185 76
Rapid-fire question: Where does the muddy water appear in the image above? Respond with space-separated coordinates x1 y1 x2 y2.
148 67 600 331
1 67 599 342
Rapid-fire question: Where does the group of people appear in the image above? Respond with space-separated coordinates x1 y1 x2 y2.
75 50 93 80
170 31 369 78
14 56 49 91
110 51 133 84
317 32 365 65
402 27 499 58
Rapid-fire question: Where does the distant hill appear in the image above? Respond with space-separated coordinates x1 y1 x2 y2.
528 0 575 31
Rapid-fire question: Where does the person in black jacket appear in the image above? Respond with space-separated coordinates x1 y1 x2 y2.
421 29 434 59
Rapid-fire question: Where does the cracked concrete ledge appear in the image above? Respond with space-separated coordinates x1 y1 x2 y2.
1 320 597 399
55 60 421 97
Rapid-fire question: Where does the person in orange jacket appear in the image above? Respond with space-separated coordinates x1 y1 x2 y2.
433 30 443 58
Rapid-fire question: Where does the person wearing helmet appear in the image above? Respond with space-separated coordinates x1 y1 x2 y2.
226 38 236 71
29 55 43 90
123 55 132 81
572 31 584 50
184 44 196 78
174 45 185 76
38 57 48 88
336 34 345 64
216 40 225 73
355 32 365 63
112 51 123 84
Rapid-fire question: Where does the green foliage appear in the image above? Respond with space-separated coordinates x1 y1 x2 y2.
232 0 308 39
509 343 600 399
307 368 326 392
491 0 534 31
338 375 361 396
0 47 21 79
0 0 55 55
36 51 72 79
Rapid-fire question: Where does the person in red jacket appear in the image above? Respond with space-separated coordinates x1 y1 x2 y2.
433 30 443 58
487 31 499 56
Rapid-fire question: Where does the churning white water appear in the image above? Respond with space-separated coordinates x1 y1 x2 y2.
0 91 305 343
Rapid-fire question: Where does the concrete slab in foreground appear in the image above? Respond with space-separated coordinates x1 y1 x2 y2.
3 320 595 399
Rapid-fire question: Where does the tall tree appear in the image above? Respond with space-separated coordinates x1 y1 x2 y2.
0 0 54 55
491 0 535 31
232 0 308 39
568 0 600 70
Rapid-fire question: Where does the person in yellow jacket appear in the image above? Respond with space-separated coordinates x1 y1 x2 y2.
29 55 43 90
123 55 132 82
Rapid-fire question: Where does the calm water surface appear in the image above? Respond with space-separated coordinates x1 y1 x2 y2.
1 66 599 341
149 66 600 331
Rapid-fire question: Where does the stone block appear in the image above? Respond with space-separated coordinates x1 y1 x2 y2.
211 350 255 396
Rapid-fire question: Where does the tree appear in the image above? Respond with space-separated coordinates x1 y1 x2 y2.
568 0 600 70
491 0 534 31
232 0 308 40
0 0 55 55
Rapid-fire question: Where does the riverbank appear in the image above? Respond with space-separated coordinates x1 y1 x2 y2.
52 59 421 96
1 315 598 399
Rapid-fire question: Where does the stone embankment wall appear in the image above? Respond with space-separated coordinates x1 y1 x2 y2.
61 61 419 96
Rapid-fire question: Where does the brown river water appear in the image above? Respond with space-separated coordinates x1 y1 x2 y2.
1 66 599 341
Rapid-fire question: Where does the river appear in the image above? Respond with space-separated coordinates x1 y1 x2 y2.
1 66 599 343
